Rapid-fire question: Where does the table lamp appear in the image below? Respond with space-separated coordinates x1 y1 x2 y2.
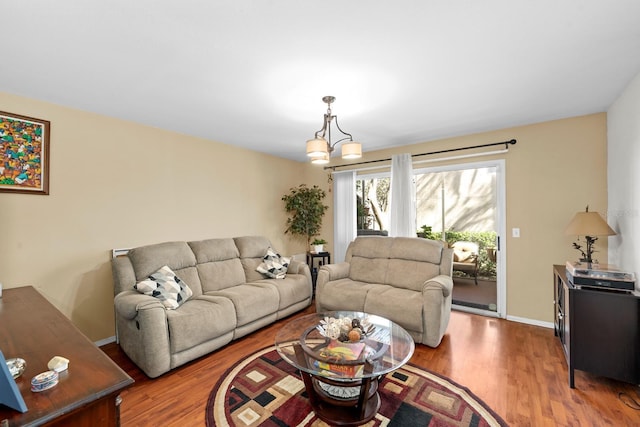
565 206 616 265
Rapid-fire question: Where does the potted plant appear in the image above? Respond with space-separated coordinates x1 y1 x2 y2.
311 238 327 253
282 184 328 248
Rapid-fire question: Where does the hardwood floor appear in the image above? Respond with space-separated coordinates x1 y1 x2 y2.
102 306 640 426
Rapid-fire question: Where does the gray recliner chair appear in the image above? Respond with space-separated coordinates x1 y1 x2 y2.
315 236 454 347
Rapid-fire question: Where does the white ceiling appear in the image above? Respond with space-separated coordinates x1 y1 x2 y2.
2 1 640 162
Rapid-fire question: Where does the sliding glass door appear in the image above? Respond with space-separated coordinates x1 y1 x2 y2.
355 159 506 318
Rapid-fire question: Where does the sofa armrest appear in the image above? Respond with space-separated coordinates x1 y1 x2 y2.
287 259 308 275
422 275 453 298
114 290 165 320
318 262 350 282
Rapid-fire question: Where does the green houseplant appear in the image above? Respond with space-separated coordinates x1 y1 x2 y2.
282 184 328 247
311 238 327 253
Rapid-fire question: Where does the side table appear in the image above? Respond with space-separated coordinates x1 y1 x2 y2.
307 251 330 294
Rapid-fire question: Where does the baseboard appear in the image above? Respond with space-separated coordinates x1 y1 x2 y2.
95 336 116 347
506 315 554 329
453 304 500 318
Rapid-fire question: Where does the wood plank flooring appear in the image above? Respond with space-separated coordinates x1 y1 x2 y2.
101 306 640 426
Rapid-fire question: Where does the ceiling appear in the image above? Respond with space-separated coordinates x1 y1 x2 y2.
3 1 640 162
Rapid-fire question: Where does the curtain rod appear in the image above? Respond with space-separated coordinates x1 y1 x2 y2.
324 138 517 170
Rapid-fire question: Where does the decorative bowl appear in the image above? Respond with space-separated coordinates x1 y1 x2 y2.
31 370 59 392
6 357 27 379
316 315 375 343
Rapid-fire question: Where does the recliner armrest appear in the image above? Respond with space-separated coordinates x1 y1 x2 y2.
318 262 350 281
422 275 453 298
114 290 165 320
287 259 309 275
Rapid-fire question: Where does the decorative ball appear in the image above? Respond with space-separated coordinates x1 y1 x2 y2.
348 329 361 342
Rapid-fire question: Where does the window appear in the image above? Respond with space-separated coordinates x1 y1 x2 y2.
356 175 390 232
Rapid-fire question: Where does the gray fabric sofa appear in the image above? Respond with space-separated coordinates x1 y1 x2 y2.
111 236 312 378
315 236 454 347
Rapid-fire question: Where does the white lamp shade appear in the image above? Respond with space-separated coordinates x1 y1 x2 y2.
341 141 362 159
310 153 330 165
306 138 328 157
565 211 616 236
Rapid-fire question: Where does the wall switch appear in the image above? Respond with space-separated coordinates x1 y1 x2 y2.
512 228 520 238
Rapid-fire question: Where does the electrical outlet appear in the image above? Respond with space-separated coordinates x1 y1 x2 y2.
512 228 520 238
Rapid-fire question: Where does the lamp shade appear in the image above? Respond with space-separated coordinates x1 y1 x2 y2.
306 138 328 157
565 211 615 236
310 153 330 165
341 141 362 159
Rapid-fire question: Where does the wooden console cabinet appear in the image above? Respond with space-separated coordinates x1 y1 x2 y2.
0 286 133 426
553 265 640 388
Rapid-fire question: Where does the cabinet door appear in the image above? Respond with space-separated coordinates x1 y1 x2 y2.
572 289 640 384
562 282 570 360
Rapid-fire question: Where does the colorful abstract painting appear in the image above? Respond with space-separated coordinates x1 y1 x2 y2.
0 111 50 195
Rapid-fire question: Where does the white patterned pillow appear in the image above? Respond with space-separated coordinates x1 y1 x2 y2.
134 265 193 309
256 247 290 279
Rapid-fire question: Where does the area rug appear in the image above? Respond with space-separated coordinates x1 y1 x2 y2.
205 346 508 427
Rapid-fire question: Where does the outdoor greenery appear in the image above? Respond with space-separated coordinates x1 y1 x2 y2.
356 178 390 230
417 226 497 278
282 184 328 246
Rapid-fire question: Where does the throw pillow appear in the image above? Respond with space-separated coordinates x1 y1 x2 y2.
134 265 193 310
256 247 290 279
453 249 472 263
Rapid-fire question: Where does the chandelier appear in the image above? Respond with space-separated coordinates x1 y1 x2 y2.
306 96 362 164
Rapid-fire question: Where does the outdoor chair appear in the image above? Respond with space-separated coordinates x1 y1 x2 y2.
451 241 479 285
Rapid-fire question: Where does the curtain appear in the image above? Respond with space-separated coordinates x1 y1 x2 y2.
389 153 416 237
333 170 356 263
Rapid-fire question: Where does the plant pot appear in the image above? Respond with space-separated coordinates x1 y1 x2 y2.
312 244 324 253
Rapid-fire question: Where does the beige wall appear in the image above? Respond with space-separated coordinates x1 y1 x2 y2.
0 91 326 341
1 89 606 340
328 113 608 323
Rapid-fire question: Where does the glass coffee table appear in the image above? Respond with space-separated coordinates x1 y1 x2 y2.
275 311 415 426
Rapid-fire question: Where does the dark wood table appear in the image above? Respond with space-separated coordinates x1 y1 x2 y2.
0 286 133 426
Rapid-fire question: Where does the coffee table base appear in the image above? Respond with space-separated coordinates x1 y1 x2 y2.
293 343 382 425
305 374 381 426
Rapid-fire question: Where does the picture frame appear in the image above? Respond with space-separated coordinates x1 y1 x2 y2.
0 351 28 413
0 111 50 195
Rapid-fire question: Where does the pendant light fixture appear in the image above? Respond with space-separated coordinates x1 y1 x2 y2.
306 96 362 164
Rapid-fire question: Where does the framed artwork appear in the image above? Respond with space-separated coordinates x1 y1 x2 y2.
0 111 50 195
0 351 28 413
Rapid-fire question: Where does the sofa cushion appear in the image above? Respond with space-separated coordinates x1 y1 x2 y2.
256 275 311 309
386 259 442 291
166 296 236 354
389 237 444 264
208 283 279 327
128 241 197 281
196 258 246 292
234 236 274 282
134 265 193 310
315 278 382 312
189 238 239 263
189 238 247 292
348 236 395 260
257 247 290 279
349 257 390 285
364 286 424 333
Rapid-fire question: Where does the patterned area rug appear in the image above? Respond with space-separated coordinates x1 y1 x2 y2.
206 346 508 427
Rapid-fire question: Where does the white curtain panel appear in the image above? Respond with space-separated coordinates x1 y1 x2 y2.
389 153 417 237
333 170 357 263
